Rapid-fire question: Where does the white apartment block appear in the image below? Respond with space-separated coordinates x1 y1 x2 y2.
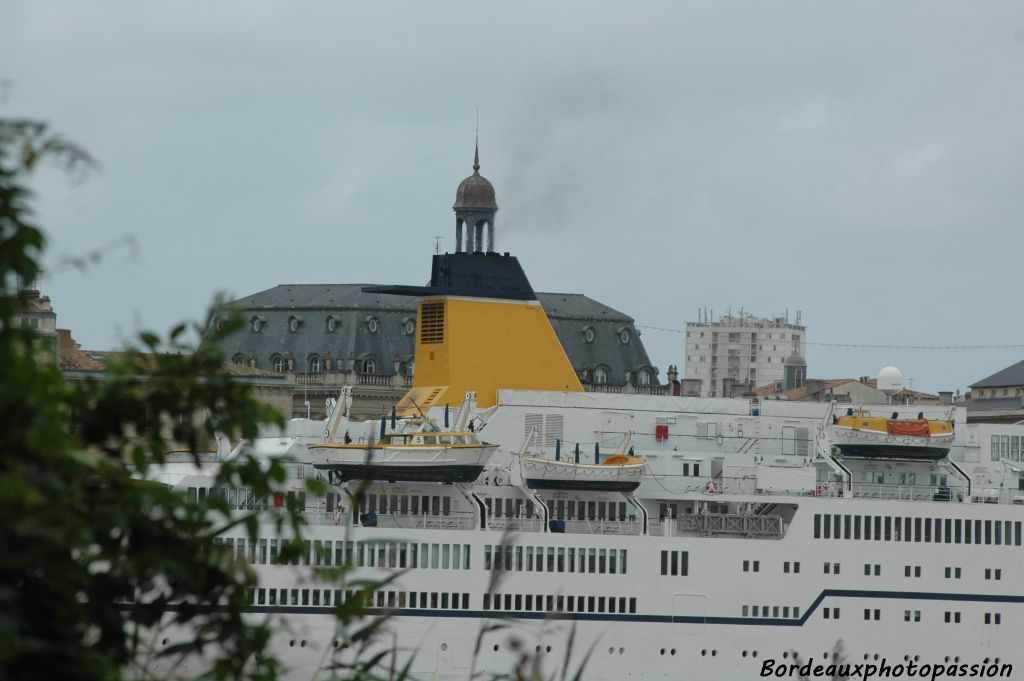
684 311 806 398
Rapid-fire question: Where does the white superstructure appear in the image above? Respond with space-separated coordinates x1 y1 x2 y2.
148 391 1024 681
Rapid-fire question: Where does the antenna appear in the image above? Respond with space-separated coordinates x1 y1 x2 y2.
433 236 443 254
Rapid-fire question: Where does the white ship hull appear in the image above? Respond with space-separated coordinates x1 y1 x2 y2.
153 393 1024 680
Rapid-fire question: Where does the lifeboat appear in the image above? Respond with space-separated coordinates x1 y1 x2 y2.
829 412 954 460
520 453 646 492
307 420 498 483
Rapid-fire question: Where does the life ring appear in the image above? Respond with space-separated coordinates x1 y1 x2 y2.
704 479 718 494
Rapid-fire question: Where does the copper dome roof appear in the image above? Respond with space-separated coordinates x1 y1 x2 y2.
453 145 497 210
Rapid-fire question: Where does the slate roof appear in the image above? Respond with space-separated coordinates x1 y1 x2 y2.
971 359 1024 389
218 284 658 385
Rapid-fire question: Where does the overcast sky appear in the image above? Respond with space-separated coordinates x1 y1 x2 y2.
4 1 1023 394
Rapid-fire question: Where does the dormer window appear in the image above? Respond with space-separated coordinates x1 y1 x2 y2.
593 366 609 385
402 317 416 336
232 353 246 365
637 368 653 385
288 316 303 333
325 316 339 333
366 316 380 334
250 316 265 333
583 326 596 344
308 354 322 373
214 317 226 333
362 357 377 374
270 355 284 372
619 327 631 345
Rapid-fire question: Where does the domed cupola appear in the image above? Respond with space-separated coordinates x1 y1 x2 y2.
453 144 498 252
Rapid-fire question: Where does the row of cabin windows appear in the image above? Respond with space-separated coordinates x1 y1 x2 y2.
484 593 637 615
813 513 1023 546
363 493 451 516
545 499 633 522
486 497 536 518
216 537 470 570
188 486 312 512
484 545 627 574
661 551 689 576
250 587 468 611
743 605 801 619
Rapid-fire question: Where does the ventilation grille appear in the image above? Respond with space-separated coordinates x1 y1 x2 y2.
419 302 445 344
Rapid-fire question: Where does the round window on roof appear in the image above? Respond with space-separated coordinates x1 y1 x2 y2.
326 317 338 333
620 329 630 344
583 327 595 344
251 318 263 333
289 318 301 333
366 317 380 334
404 319 415 336
215 318 225 332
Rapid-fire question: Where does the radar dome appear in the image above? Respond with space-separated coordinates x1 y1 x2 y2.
877 366 905 393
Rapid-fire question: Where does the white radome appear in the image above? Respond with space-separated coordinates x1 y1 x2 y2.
876 365 905 393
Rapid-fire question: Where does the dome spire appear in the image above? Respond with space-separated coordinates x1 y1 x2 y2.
473 111 480 174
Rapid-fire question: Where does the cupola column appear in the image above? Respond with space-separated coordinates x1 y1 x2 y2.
453 143 498 254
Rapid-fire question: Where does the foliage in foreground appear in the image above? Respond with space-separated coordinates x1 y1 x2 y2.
0 117 356 681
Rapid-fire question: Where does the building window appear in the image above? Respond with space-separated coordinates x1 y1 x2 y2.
637 369 652 386
288 316 303 333
232 353 246 365
326 316 339 333
270 355 284 372
583 327 596 344
362 358 377 374
251 317 264 333
309 355 322 373
366 317 380 334
403 318 416 336
619 328 630 345
593 366 609 385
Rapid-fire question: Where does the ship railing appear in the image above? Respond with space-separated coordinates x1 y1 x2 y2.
835 483 964 503
556 518 644 536
304 510 478 531
680 513 784 538
487 517 544 533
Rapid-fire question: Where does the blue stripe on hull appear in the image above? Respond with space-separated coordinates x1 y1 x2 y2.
230 588 1024 627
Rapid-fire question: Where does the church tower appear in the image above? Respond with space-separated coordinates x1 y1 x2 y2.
453 145 497 253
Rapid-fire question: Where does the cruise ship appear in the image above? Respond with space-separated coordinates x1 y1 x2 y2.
147 161 1024 681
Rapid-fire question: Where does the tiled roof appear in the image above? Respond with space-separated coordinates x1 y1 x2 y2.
59 348 106 372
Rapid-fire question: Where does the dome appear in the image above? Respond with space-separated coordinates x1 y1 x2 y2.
453 145 497 210
877 366 905 393
783 352 806 367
